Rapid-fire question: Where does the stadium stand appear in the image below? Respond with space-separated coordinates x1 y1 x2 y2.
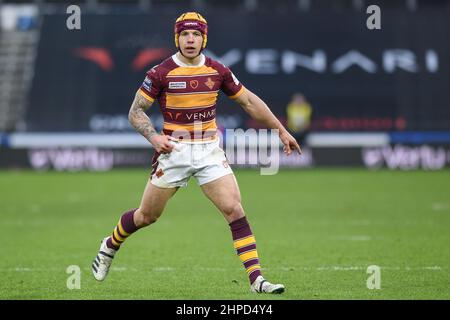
0 4 39 132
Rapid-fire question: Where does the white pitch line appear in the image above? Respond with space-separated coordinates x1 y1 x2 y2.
14 267 33 272
0 266 444 273
432 202 449 211
317 266 364 271
152 267 175 272
331 236 372 241
423 266 442 270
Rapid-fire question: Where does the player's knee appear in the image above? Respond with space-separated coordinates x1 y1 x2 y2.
141 215 158 226
223 202 244 219
135 208 159 227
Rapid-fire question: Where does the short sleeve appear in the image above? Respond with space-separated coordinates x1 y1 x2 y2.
138 67 162 102
221 66 245 100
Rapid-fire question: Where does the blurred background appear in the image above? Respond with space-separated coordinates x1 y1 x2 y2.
0 0 449 170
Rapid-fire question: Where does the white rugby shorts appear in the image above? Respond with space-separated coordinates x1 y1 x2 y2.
150 138 233 188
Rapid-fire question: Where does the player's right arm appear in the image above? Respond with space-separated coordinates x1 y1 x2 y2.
128 91 174 154
218 62 301 155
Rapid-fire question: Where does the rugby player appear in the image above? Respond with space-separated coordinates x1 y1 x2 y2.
92 12 301 294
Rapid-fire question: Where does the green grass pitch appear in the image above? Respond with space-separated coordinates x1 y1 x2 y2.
0 168 449 299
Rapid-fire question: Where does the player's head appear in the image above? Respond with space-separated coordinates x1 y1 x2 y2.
174 12 208 59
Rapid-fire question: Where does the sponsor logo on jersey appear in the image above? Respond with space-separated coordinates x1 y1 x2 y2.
142 76 152 91
185 109 216 121
169 81 187 89
166 111 182 121
190 80 199 89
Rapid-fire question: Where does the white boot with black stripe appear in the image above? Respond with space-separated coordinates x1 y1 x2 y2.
250 275 285 294
92 237 117 281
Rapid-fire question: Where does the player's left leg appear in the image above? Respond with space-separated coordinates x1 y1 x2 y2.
92 180 178 281
200 174 285 294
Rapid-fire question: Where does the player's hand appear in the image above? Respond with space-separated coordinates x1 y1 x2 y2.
279 130 302 156
149 134 175 154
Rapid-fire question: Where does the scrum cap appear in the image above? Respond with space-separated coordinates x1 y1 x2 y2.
174 12 208 49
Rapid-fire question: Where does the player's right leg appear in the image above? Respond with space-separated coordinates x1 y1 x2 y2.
92 180 178 281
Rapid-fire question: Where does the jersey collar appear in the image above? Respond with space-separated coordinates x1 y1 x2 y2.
172 53 205 67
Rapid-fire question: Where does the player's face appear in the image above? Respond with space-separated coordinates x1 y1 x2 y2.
178 29 203 58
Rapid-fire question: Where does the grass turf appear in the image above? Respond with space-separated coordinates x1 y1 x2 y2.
0 168 449 299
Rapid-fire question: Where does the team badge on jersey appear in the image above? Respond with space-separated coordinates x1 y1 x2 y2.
204 77 215 90
142 76 152 91
190 80 199 89
155 168 164 178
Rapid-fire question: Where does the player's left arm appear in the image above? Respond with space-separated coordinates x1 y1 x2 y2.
234 88 302 155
